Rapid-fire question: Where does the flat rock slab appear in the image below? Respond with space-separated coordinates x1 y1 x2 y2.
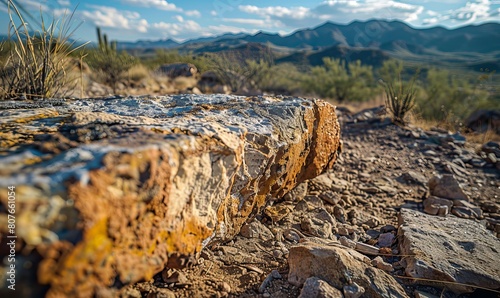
288 241 409 298
398 209 500 294
0 95 341 297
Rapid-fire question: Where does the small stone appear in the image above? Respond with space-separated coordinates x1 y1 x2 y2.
371 256 394 272
378 233 395 248
315 208 337 226
301 217 333 239
451 206 475 219
423 196 453 216
339 236 356 249
319 190 341 205
303 195 325 208
423 150 437 156
298 277 343 298
273 250 284 258
337 227 350 236
122 288 141 298
220 282 231 293
147 289 175 298
428 174 469 201
240 220 274 240
355 242 379 255
453 200 483 219
380 225 396 233
343 282 365 298
334 205 347 223
365 229 380 239
284 229 301 243
364 217 380 228
283 182 308 202
288 242 408 297
265 204 293 222
295 200 311 212
161 269 188 284
485 153 498 164
359 186 379 194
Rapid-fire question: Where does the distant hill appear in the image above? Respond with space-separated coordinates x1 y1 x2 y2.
173 20 500 54
3 19 500 71
276 45 390 67
116 38 180 50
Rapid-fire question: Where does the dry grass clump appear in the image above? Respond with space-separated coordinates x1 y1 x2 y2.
128 63 151 83
0 1 86 99
172 76 197 91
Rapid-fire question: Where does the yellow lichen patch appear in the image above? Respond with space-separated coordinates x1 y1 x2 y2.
164 215 213 255
12 110 60 124
150 127 172 135
42 217 115 297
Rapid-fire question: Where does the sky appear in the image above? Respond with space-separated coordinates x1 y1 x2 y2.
1 0 499 43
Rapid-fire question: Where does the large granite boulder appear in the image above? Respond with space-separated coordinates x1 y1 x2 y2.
0 95 341 297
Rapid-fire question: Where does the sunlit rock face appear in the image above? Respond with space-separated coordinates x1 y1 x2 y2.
0 95 341 296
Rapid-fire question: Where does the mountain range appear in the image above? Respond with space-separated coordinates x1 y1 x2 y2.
117 20 500 53
2 20 499 71
116 20 500 72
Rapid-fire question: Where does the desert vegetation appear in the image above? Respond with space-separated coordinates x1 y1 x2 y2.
0 0 499 132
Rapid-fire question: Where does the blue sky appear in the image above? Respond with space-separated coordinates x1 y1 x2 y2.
1 0 499 42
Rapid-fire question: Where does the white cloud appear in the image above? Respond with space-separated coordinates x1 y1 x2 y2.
121 0 180 11
151 19 201 38
185 10 201 17
239 1 425 28
81 5 149 33
16 0 49 11
221 18 269 26
421 0 498 26
206 24 257 35
210 10 217 16
148 19 253 41
57 0 71 6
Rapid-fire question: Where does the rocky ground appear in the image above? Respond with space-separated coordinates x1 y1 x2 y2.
123 107 500 298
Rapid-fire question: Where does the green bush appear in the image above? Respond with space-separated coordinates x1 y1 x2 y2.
206 52 263 93
302 58 375 102
258 63 305 95
0 2 86 99
417 69 493 123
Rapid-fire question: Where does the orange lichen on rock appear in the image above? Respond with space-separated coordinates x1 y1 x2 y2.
0 95 341 296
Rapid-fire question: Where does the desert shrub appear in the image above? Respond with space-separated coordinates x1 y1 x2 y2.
205 52 263 93
86 27 136 93
128 63 150 83
257 63 305 95
378 59 404 83
302 58 375 102
382 69 419 125
0 2 86 99
417 69 493 124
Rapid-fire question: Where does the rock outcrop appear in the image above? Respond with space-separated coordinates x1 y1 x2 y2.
398 208 500 294
0 95 341 297
157 63 198 78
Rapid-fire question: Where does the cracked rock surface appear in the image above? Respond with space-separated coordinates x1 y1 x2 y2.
0 95 341 297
